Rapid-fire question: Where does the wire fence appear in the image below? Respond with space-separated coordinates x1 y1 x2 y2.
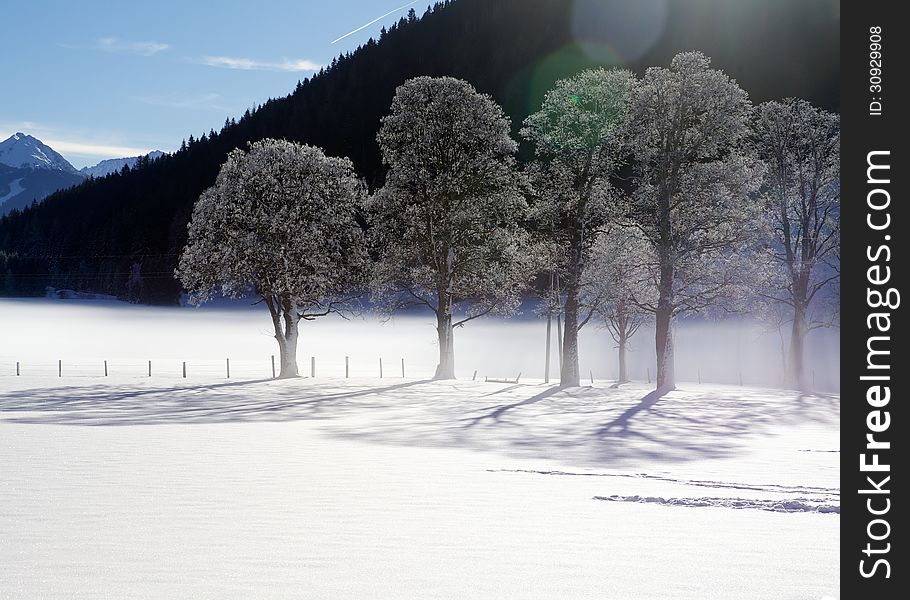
0 355 832 392
0 356 611 385
0 355 423 381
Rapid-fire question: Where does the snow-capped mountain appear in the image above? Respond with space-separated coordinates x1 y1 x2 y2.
0 133 164 216
80 150 165 178
0 132 80 174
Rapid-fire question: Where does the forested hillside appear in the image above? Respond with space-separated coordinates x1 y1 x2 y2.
0 0 839 303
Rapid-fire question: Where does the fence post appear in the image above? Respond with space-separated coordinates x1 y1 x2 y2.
544 308 552 384
590 370 594 385
226 358 230 379
472 370 477 381
697 368 701 384
104 360 108 377
271 355 276 379
16 361 20 376
58 360 62 378
148 360 152 377
647 367 651 384
345 356 349 378
401 358 405 378
183 361 187 378
311 356 315 378
379 357 383 378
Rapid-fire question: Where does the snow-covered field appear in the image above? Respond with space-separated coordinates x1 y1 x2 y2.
0 299 839 599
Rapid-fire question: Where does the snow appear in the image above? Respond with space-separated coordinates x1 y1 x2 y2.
0 132 79 173
0 298 839 598
595 494 839 513
0 176 24 205
0 132 162 180
79 151 165 178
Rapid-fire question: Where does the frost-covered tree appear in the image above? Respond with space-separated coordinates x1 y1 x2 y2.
176 139 368 378
522 68 634 386
754 99 839 391
369 76 537 380
581 227 653 384
625 52 764 392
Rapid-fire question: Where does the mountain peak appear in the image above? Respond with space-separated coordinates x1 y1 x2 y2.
0 133 79 174
80 150 166 178
1 135 167 215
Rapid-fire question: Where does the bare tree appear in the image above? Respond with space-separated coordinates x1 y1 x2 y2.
754 98 839 391
522 68 634 386
581 227 653 383
369 77 538 380
625 52 764 392
176 139 367 378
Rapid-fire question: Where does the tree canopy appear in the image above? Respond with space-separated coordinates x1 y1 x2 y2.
177 139 367 377
623 51 765 391
369 76 538 379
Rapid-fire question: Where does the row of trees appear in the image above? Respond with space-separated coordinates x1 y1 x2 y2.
178 52 839 392
0 0 839 307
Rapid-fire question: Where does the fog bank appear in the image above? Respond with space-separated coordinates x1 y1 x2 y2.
0 298 838 391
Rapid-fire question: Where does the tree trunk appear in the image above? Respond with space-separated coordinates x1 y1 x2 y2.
789 301 809 392
618 334 628 384
434 279 456 380
544 271 555 384
655 306 675 392
265 295 300 379
614 299 631 384
655 251 676 391
544 308 552 384
277 325 299 379
555 276 563 372
434 310 455 379
654 177 676 393
560 212 584 387
433 247 457 380
561 283 581 386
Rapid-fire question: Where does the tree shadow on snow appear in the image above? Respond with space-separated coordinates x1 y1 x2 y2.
0 378 432 426
463 385 565 426
596 389 665 436
0 378 839 468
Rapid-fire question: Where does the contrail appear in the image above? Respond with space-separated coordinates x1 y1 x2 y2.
331 1 419 44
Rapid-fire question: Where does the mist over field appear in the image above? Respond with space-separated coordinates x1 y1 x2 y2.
0 297 840 599
0 298 838 391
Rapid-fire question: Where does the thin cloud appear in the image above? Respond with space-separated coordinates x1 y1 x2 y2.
95 37 170 56
2 121 166 165
331 0 419 44
42 139 154 159
199 56 321 72
132 92 236 113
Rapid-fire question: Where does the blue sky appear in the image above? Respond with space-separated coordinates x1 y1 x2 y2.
0 1 421 168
